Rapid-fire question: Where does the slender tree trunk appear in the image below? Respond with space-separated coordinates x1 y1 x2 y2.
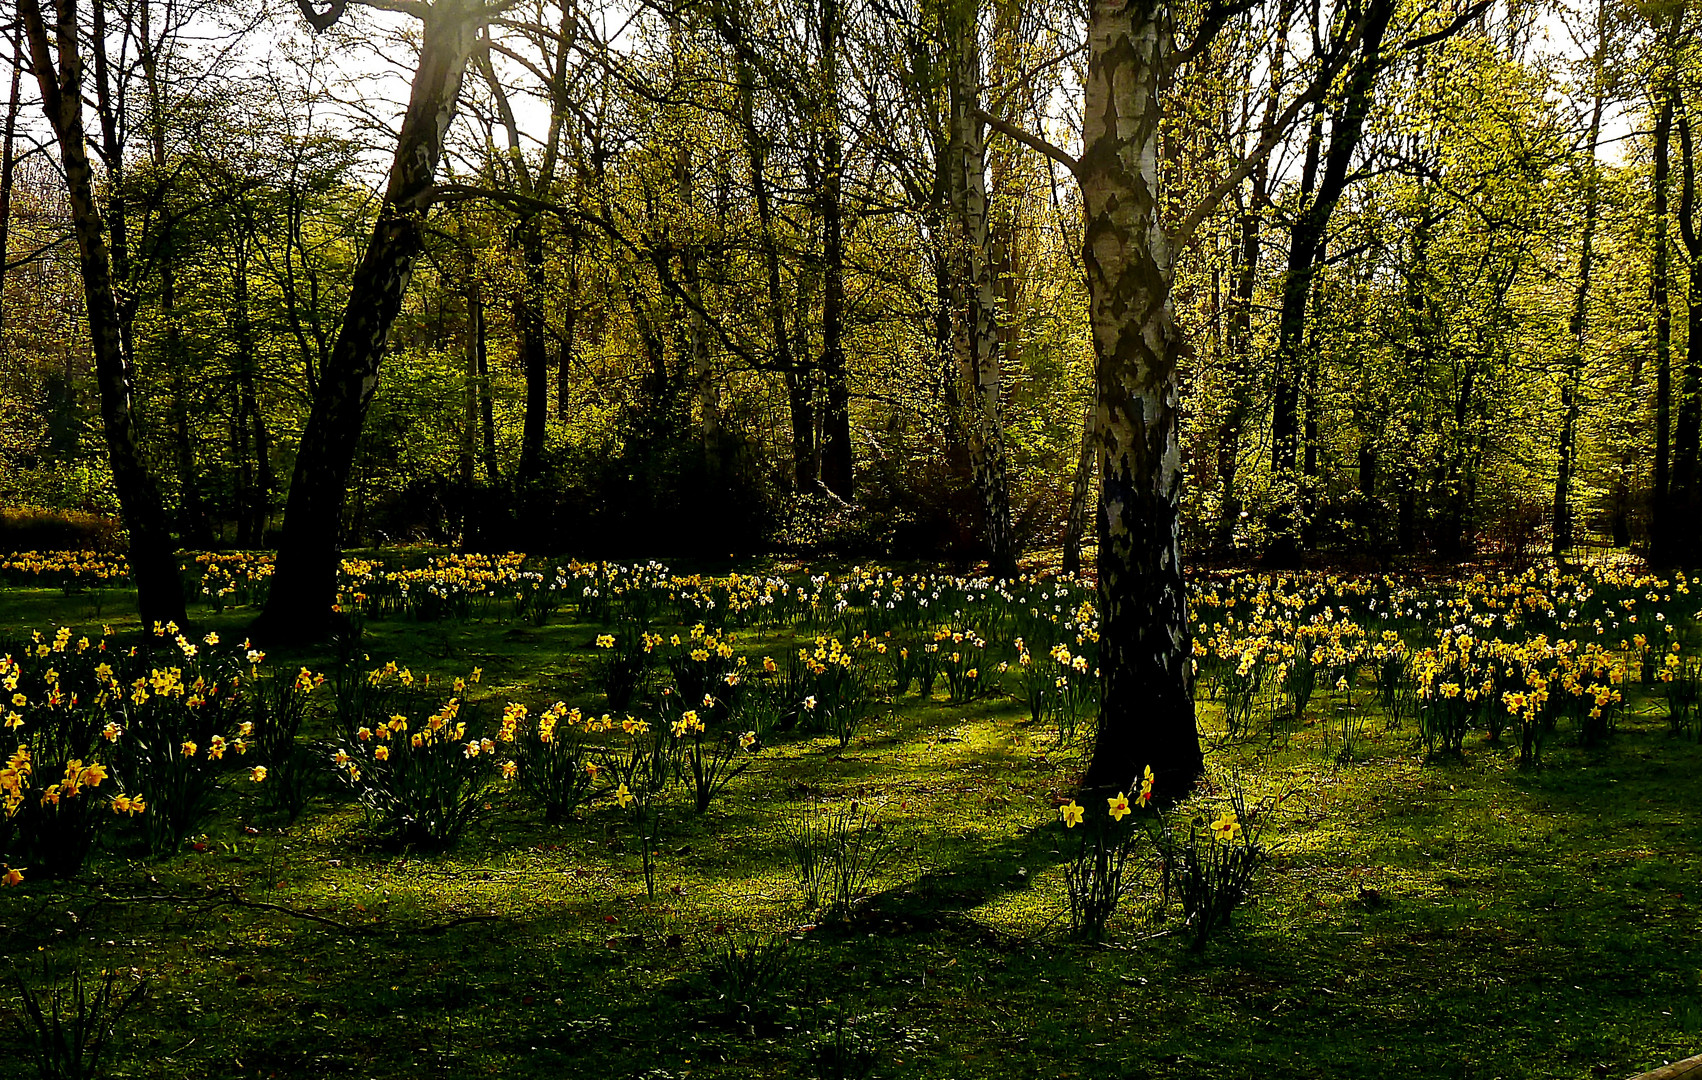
736 56 814 490
1213 0 1291 554
1672 107 1702 566
0 20 23 329
476 280 499 486
557 233 579 421
1061 398 1097 575
514 218 551 486
261 0 485 641
1076 0 1203 798
232 246 269 547
1266 0 1394 563
1652 26 1677 568
676 141 721 480
138 0 209 547
1554 0 1608 562
1214 185 1260 555
457 214 479 539
817 0 854 500
19 0 186 627
948 5 1016 577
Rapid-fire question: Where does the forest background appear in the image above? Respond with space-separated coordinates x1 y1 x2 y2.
0 0 1687 577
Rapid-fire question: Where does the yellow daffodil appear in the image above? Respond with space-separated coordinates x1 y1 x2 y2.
1060 800 1084 828
1209 811 1241 840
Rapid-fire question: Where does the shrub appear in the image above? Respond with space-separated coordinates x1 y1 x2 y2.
0 508 126 553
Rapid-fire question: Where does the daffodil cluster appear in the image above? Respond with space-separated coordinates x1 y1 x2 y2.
329 671 495 851
0 623 268 875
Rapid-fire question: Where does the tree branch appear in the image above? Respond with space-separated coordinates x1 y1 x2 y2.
975 109 1080 176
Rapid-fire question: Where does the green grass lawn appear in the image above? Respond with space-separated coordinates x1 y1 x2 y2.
0 582 1698 1079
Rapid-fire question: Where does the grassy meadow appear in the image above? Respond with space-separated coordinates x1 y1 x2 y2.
0 553 1698 1079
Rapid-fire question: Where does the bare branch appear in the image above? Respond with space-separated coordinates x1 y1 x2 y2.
975 109 1080 176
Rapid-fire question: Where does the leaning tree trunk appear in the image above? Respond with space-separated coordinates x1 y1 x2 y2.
1076 0 1203 799
949 7 1017 578
20 0 187 628
260 0 484 642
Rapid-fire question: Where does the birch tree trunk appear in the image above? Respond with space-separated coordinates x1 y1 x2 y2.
261 0 486 641
1076 0 1202 797
948 5 1016 577
19 0 187 628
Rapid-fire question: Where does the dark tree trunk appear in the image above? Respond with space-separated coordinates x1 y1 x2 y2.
1266 0 1395 563
260 0 485 641
0 20 23 327
1672 107 1702 566
1554 0 1607 562
232 246 270 547
675 140 721 482
1652 33 1676 568
817 0 854 500
20 0 187 628
1212 0 1291 555
1076 1 1203 799
737 58 815 489
1214 186 1260 555
477 285 499 485
515 218 551 487
457 213 480 536
1061 399 1096 576
558 234 579 421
